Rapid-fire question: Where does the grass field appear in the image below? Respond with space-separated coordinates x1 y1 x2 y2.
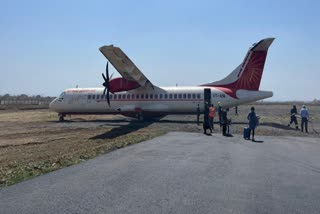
0 104 319 187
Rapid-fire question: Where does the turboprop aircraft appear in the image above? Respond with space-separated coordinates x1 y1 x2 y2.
50 38 274 121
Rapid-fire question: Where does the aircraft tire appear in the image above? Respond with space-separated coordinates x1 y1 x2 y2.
136 112 144 121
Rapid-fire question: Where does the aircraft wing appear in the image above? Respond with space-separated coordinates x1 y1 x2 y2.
99 45 154 89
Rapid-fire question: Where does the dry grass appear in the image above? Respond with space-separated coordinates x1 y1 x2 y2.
0 104 319 187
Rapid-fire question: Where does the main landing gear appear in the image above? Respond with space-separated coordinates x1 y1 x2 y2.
136 112 144 121
134 108 144 121
58 113 66 122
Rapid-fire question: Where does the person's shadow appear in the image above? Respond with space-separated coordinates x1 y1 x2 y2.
252 139 264 143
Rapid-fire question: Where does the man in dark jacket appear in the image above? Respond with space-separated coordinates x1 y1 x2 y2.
221 108 229 136
288 105 298 129
196 104 200 125
203 102 211 134
247 107 258 141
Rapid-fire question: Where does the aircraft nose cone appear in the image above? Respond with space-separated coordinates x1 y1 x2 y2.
49 98 57 110
49 101 54 109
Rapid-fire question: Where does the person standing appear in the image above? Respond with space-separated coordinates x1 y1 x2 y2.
247 107 258 141
217 102 222 128
300 105 309 133
209 104 215 131
221 108 229 136
203 102 211 134
196 104 200 125
288 105 299 129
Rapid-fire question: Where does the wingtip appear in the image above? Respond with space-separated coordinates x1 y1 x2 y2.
99 45 114 52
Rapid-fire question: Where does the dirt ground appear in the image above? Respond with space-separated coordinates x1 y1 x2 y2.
0 104 319 187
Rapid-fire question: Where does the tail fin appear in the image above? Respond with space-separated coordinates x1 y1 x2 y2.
203 38 274 91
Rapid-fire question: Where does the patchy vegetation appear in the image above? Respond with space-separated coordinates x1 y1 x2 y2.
0 104 319 187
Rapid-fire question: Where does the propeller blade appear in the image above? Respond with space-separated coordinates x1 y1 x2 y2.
106 62 109 81
102 62 111 107
102 73 107 82
106 89 110 106
110 73 114 80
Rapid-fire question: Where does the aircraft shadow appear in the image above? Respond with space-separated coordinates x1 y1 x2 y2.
158 119 198 124
90 121 154 140
53 119 131 123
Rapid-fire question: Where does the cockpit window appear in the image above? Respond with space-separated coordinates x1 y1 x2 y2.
59 92 66 97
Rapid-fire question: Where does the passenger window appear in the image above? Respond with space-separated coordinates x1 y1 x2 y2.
109 95 113 99
187 94 191 99
178 94 182 99
197 94 201 99
96 95 100 99
174 94 177 99
169 94 172 99
183 94 186 99
150 94 153 99
92 95 96 99
136 94 139 99
192 94 196 99
88 95 91 99
141 94 144 99
127 94 130 99
159 94 163 99
131 94 135 99
155 94 158 99
114 94 117 99
164 94 168 99
145 94 149 99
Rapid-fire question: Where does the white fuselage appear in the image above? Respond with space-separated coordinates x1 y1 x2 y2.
49 86 272 117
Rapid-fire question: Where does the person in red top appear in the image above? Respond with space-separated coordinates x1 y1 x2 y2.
209 104 215 131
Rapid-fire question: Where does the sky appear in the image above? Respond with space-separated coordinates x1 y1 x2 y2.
0 0 319 101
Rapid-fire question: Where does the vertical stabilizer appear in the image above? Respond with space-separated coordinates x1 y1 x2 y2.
202 38 274 91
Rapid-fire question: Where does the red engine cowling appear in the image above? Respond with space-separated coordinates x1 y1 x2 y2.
109 77 140 93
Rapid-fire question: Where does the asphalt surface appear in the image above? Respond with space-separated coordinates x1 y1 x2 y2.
1 132 320 214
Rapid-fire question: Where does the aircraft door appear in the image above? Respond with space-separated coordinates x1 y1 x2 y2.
204 88 211 106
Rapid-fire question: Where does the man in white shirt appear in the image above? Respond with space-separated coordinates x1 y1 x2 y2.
300 105 309 133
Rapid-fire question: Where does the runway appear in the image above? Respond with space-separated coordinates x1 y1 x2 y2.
1 132 320 214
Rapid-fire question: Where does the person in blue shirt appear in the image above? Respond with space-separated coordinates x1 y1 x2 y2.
247 107 258 141
300 105 309 133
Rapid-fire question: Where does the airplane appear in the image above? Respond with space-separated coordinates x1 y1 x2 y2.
50 38 275 121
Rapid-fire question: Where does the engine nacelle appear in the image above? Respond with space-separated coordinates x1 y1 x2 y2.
109 77 140 93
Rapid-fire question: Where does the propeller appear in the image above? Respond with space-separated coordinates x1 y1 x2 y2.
102 62 111 106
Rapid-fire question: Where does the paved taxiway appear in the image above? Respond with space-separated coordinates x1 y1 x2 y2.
1 132 320 214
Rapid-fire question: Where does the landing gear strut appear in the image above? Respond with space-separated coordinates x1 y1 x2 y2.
136 112 144 121
58 113 65 122
135 108 144 121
